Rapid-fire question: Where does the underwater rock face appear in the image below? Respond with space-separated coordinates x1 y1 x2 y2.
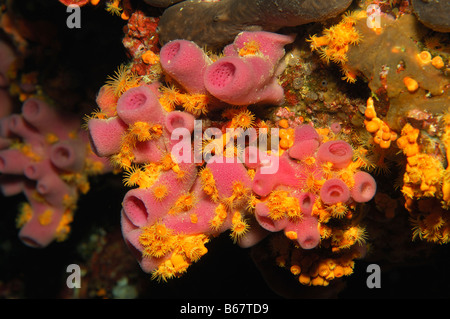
156 0 353 50
143 0 183 6
412 0 450 32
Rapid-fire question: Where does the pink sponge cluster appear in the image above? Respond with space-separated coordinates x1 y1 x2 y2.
246 124 376 250
88 83 258 279
0 97 111 248
159 31 295 106
88 84 196 164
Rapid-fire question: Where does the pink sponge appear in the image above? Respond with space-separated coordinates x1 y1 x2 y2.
252 153 299 197
0 97 112 248
116 85 166 125
0 149 30 174
49 139 86 172
320 178 351 205
284 215 320 250
22 98 79 137
254 202 289 232
206 159 252 198
223 31 296 65
160 40 211 94
254 189 320 250
351 171 377 203
88 117 128 157
204 55 284 106
122 160 197 228
317 140 353 169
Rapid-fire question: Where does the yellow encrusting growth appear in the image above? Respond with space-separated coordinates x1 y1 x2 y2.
397 123 443 199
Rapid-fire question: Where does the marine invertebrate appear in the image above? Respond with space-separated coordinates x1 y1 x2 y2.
0 97 110 247
246 124 376 285
204 32 295 106
363 97 398 149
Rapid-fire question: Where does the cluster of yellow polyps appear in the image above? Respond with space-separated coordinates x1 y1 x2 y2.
417 50 446 70
158 85 209 115
409 199 450 244
139 223 209 281
273 235 360 287
364 97 397 149
397 123 444 199
307 10 365 83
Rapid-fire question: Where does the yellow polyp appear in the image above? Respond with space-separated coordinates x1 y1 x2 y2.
247 168 256 180
333 265 345 277
403 76 419 93
90 0 100 5
443 181 450 203
152 184 169 201
285 231 298 240
129 122 162 142
239 40 260 57
173 192 196 213
16 203 33 228
404 143 419 157
170 253 190 272
290 265 301 275
230 211 250 242
180 234 209 262
209 203 228 230
142 50 159 65
38 209 54 226
365 120 379 133
318 263 330 278
55 210 74 242
276 256 286 267
431 56 444 69
199 167 219 201
299 273 311 285
155 224 169 239
303 156 316 166
311 276 325 286
310 12 362 71
45 133 59 144
417 51 432 64
190 213 198 224
179 93 209 116
105 64 140 97
231 108 256 129
379 139 391 149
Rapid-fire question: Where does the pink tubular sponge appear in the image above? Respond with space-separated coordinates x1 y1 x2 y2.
116 85 166 125
159 39 211 94
204 55 284 106
88 117 128 157
317 140 353 169
351 171 377 203
320 178 351 205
